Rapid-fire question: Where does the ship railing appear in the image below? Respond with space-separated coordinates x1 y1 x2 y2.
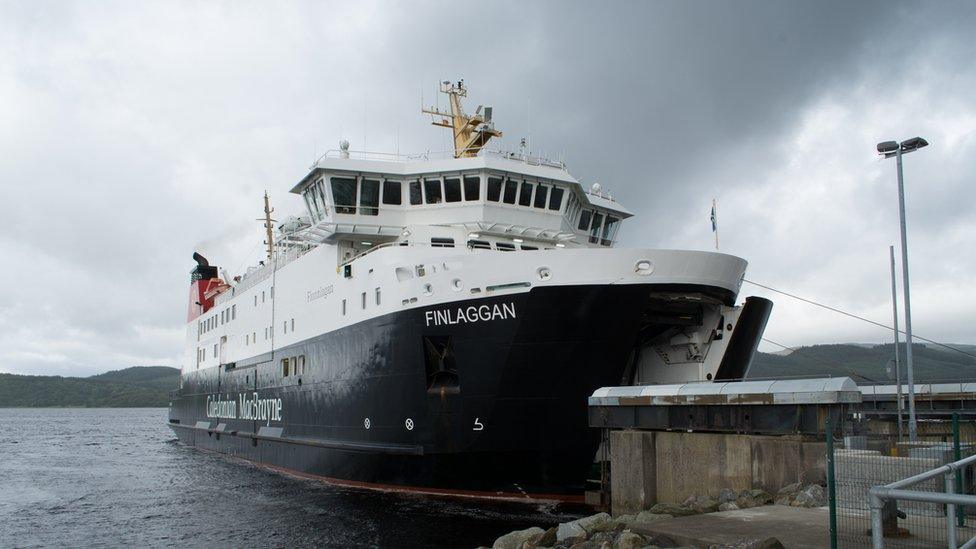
311 147 567 170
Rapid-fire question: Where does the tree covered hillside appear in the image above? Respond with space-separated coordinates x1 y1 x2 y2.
0 366 179 407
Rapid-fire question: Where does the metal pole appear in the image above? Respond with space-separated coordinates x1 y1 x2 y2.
827 415 838 549
871 491 886 549
948 470 959 549
890 245 903 444
955 413 965 527
895 147 918 442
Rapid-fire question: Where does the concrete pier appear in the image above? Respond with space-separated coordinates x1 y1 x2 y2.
611 430 825 514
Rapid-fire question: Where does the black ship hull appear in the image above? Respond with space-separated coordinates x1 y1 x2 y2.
168 283 734 497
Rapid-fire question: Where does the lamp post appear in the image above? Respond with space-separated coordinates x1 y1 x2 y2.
877 136 928 442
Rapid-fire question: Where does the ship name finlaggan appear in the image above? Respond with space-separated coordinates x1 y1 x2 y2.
425 302 515 327
167 79 771 498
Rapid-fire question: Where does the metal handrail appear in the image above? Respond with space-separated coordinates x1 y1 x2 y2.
869 452 976 548
311 147 568 170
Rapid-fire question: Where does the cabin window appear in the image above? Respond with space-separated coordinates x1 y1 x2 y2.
444 178 462 203
548 187 565 211
291 318 295 332
409 180 422 205
375 287 381 306
521 245 538 251
361 292 367 309
602 216 619 246
264 327 268 340
262 291 265 303
331 177 357 214
496 242 515 252
423 178 442 204
503 179 518 204
253 331 256 342
468 239 491 250
270 286 274 299
283 320 288 334
232 305 236 320
282 358 290 377
431 237 455 248
254 295 258 306
487 177 503 202
245 334 249 346
360 179 380 216
463 176 480 201
382 180 402 205
589 212 604 243
533 185 549 209
342 299 347 315
518 182 533 207
578 209 593 231
298 355 306 375
213 343 218 358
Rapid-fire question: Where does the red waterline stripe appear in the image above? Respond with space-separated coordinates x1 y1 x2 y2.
192 445 585 504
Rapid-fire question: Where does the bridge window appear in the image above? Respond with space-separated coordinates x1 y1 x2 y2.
360 179 380 216
589 212 604 243
464 176 480 201
578 209 593 231
383 180 402 205
518 182 533 206
468 239 491 250
431 237 455 248
496 242 515 251
331 177 357 214
409 180 422 205
423 178 442 204
503 179 518 204
548 187 565 211
444 178 462 202
487 177 503 201
602 216 619 246
533 185 549 208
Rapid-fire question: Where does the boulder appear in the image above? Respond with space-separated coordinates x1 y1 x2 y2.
649 502 697 516
747 489 774 505
691 495 720 514
612 531 645 549
493 527 546 549
556 521 587 542
681 495 697 507
791 484 827 508
635 511 673 523
718 502 740 512
718 488 737 503
776 483 801 497
568 541 610 549
610 514 636 529
589 532 615 544
577 512 614 534
537 526 557 547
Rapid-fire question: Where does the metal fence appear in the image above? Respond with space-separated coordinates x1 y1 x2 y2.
828 413 976 548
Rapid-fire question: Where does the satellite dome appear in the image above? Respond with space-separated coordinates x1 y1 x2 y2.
591 183 602 194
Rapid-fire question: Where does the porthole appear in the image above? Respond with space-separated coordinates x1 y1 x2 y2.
537 267 552 281
451 278 463 291
635 260 654 275
422 283 433 295
727 323 733 331
364 418 371 430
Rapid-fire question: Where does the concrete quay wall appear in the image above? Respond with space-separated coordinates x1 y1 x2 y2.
611 430 825 515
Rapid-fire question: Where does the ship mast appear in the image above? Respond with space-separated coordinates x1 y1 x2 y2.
422 79 503 158
259 191 276 261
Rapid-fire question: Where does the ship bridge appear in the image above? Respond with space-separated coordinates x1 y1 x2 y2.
284 81 632 262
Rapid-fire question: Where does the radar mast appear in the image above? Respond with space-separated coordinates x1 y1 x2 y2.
422 79 503 158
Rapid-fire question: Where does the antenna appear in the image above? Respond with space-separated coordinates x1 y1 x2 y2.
421 79 503 158
257 191 277 261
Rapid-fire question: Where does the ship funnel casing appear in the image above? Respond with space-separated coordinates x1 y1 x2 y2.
187 252 219 322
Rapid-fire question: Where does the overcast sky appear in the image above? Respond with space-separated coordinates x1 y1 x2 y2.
1 1 974 376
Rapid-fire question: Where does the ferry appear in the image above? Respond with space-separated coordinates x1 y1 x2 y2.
167 81 771 499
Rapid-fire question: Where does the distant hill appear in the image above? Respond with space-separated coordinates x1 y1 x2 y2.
0 366 179 407
748 343 976 384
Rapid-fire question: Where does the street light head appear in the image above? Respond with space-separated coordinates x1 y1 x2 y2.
900 137 929 152
877 141 899 154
